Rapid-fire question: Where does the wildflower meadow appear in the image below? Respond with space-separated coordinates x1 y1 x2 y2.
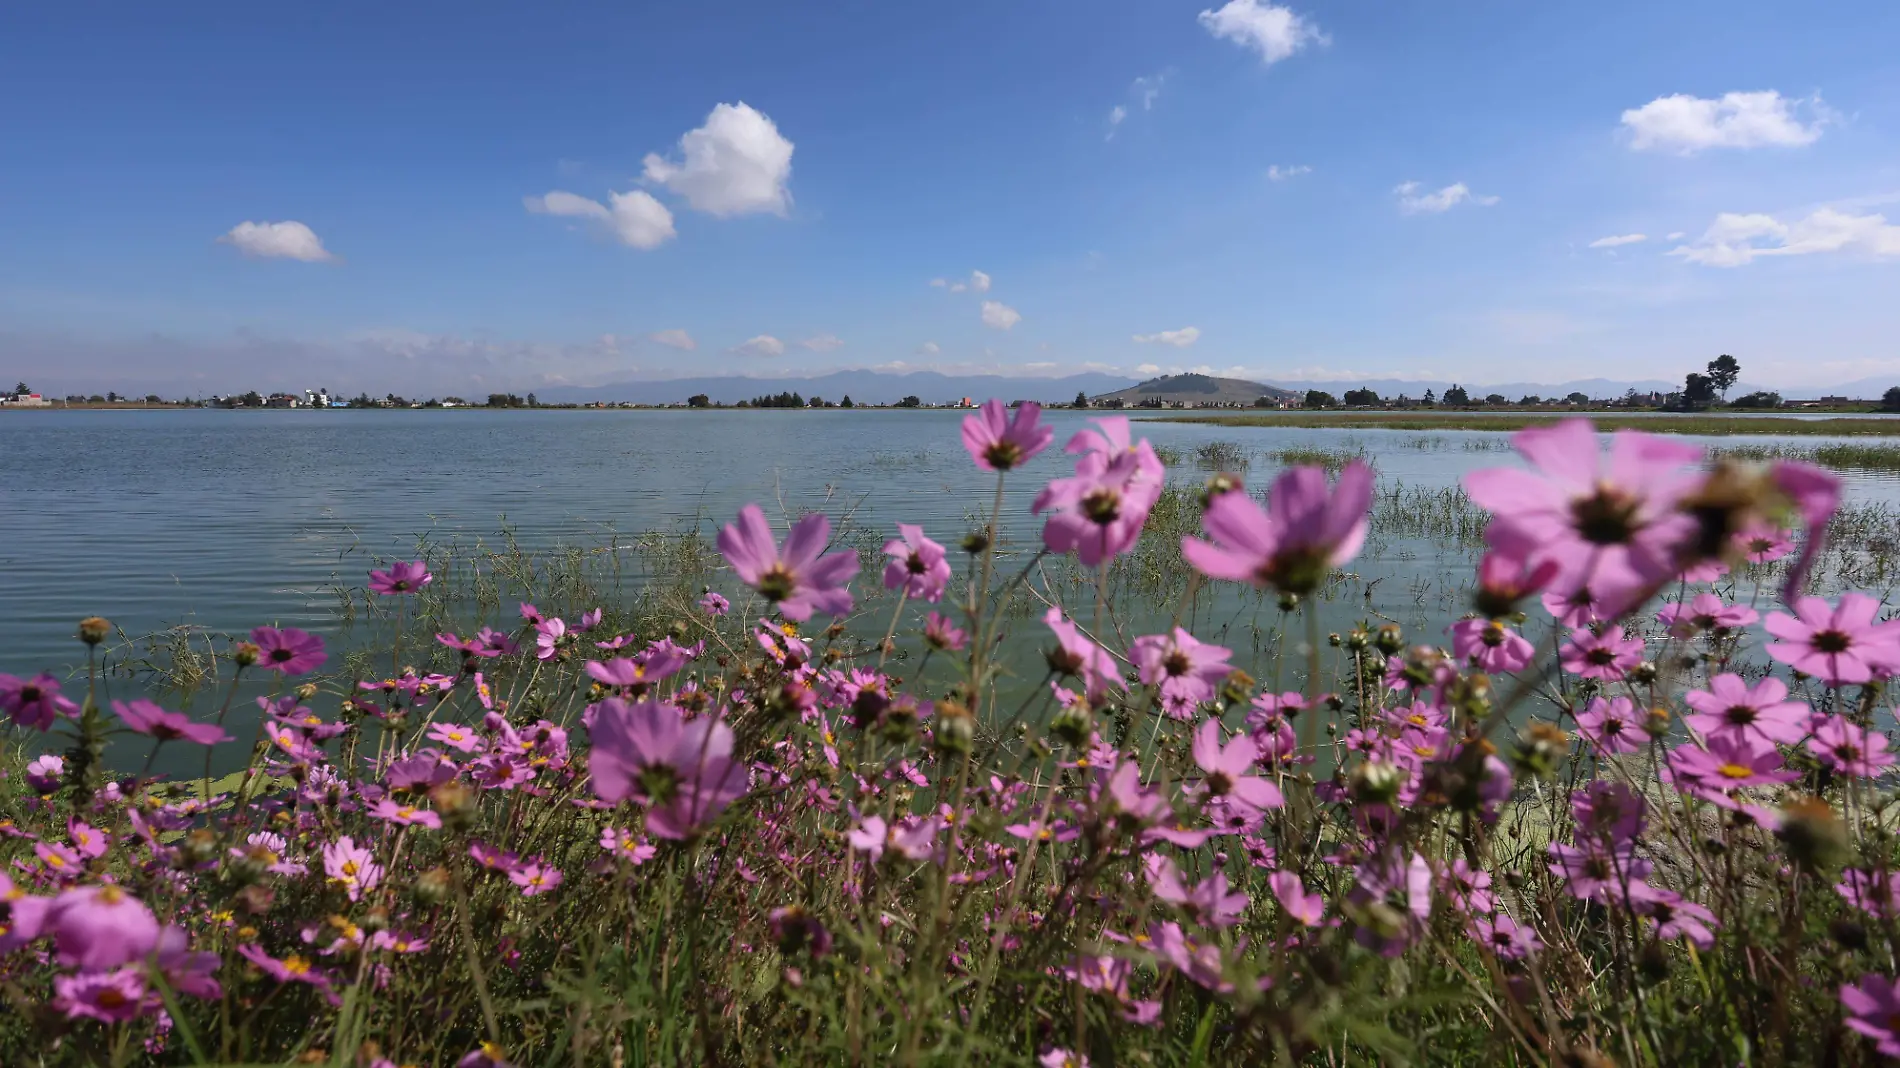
7 402 1900 1066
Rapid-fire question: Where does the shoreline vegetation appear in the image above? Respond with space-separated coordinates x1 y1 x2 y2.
1152 411 1900 436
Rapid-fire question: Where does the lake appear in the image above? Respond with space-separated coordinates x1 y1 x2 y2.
4 407 1898 765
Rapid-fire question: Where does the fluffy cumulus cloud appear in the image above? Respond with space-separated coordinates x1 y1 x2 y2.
1135 362 1162 374
916 341 941 355
642 103 794 217
524 190 676 250
980 301 1021 330
1108 73 1167 138
732 334 786 357
1670 208 1900 267
1266 164 1311 181
1621 90 1829 154
798 334 844 352
1132 327 1202 347
1588 233 1647 248
218 221 335 262
931 270 991 294
650 329 696 351
1395 181 1499 214
1198 0 1326 65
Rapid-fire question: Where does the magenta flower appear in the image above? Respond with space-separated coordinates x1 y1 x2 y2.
1146 855 1249 927
426 722 485 753
699 591 730 617
962 399 1054 472
1131 628 1234 719
1808 716 1897 778
1842 975 1900 1059
600 827 658 865
1269 870 1324 926
923 611 968 652
46 884 161 971
1733 520 1794 564
1472 551 1561 618
1182 461 1374 596
322 836 383 901
586 648 687 689
509 862 563 897
845 814 889 860
1465 419 1702 615
1770 460 1841 604
1033 420 1165 567
368 559 433 596
1190 718 1284 811
250 626 327 675
1669 734 1799 791
1683 674 1809 745
0 672 78 730
718 504 858 622
24 753 64 793
370 799 443 829
587 698 748 840
534 616 568 660
1766 594 1900 686
1039 1049 1090 1068
1574 696 1644 755
1548 841 1650 902
1657 592 1759 637
111 699 231 746
1559 628 1644 680
1449 618 1534 673
1470 915 1543 960
882 524 951 602
1042 607 1121 702
237 944 335 996
1 874 51 952
52 968 150 1022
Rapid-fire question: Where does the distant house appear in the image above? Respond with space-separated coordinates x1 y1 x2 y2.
2 392 50 407
265 393 301 408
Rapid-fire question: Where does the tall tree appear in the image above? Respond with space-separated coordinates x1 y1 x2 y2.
1682 372 1715 409
1073 390 1089 409
1707 354 1741 399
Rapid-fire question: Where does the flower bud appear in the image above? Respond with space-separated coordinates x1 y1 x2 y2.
295 682 319 701
1630 660 1658 685
879 695 921 746
1198 473 1244 508
429 781 477 831
1049 701 1092 747
1643 706 1671 739
77 617 111 646
414 866 452 907
960 531 991 555
1510 722 1569 780
1374 624 1404 656
1327 632 1342 647
1349 760 1408 805
183 829 219 867
1345 628 1370 652
233 642 261 668
1276 592 1301 613
934 699 975 755
1777 796 1848 873
1219 670 1255 706
235 884 275 915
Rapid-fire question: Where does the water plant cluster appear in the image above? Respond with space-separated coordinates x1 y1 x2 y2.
6 404 1900 1066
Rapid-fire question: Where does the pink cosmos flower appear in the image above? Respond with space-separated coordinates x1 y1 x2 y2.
1039 1050 1090 1068
322 837 383 901
962 399 1054 472
1808 716 1897 778
1765 594 1900 686
1548 841 1650 903
923 611 967 651
1470 915 1543 960
1472 551 1561 618
1145 855 1249 927
237 944 335 998
1683 674 1810 745
1770 460 1841 604
1733 520 1794 564
1669 734 1799 791
1448 618 1535 673
1465 419 1703 615
587 698 748 840
699 591 730 616
46 884 161 971
1190 719 1284 811
1633 887 1718 949
534 617 568 660
52 968 150 1022
68 819 107 859
718 504 858 622
1131 628 1234 719
1042 607 1122 702
845 814 889 860
1838 870 1900 918
368 560 433 595
1542 586 1602 630
1269 870 1324 926
24 753 64 792
468 841 521 876
1033 420 1165 567
509 862 563 897
1574 696 1644 755
0 672 78 729
599 827 657 865
1842 975 1900 1059
586 651 685 690
427 722 485 753
1183 461 1374 596
1560 627 1644 680
111 699 231 746
882 524 951 602
370 799 443 829
1 874 51 953
250 626 327 675
1657 593 1760 637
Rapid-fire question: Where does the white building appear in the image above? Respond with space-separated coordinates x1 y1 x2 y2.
2 392 50 407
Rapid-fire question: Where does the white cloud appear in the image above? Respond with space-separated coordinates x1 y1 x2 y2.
1395 181 1499 214
1132 327 1202 347
1667 231 1687 240
525 189 676 250
1135 363 1162 375
916 341 940 355
1198 0 1326 65
799 333 844 352
932 269 990 294
642 102 794 217
731 335 786 357
650 329 696 351
1266 164 1311 181
1107 104 1128 134
218 221 335 262
1670 208 1900 267
980 301 1022 330
1621 90 1829 154
1133 73 1166 111
1589 233 1647 248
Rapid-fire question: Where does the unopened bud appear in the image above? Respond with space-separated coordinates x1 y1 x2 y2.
1345 629 1370 652
1511 721 1570 780
1199 473 1244 508
1349 760 1407 805
1630 660 1658 685
77 617 111 646
233 642 261 668
1219 670 1255 706
183 829 219 866
1374 624 1404 656
295 683 319 701
1276 592 1301 613
429 781 477 831
934 699 975 755
961 531 991 555
1778 796 1848 872
1049 702 1092 747
1644 706 1672 739
414 866 452 907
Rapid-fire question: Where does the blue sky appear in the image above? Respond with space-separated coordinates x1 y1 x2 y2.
2 0 1897 395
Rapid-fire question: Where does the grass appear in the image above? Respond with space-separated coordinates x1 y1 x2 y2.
1717 441 1900 474
1149 412 1900 436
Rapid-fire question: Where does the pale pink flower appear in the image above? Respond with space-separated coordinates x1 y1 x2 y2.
1560 628 1643 680
1183 461 1374 596
717 504 859 622
1190 719 1283 811
882 524 951 602
1449 618 1534 673
1130 628 1234 718
962 399 1054 472
1766 594 1900 685
1683 674 1810 745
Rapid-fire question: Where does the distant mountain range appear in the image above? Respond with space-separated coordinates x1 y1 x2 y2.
534 369 1896 407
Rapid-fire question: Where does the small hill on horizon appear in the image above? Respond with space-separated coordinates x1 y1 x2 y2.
1094 373 1299 407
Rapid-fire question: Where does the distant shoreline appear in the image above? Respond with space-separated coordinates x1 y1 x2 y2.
1149 411 1900 435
